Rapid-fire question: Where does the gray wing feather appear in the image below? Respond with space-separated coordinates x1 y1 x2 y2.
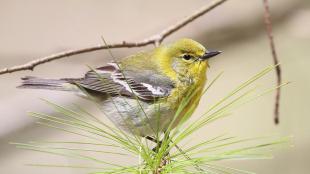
78 63 175 102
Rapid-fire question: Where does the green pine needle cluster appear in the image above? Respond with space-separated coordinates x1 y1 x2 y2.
12 65 289 174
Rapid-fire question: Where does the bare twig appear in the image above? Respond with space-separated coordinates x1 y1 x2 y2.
0 0 227 75
262 0 282 124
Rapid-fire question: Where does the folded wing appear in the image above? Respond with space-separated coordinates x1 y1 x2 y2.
78 63 174 102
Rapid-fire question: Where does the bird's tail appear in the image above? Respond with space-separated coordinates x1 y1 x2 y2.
17 76 76 91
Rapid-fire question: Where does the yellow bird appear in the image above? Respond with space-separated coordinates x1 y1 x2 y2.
18 38 221 136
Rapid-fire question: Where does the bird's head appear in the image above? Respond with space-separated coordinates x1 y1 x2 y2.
157 38 221 82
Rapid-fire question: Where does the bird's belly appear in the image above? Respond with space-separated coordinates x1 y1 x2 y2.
100 97 174 136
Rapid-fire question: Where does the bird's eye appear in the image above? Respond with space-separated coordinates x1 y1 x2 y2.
183 54 192 60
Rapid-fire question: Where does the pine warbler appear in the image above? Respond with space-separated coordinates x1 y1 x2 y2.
18 38 221 136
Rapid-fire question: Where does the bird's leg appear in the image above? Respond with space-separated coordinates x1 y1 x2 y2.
145 135 171 169
145 136 162 152
145 133 172 159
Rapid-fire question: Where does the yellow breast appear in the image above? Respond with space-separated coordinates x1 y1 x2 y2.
165 63 208 127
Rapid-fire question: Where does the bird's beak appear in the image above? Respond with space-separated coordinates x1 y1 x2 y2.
200 50 222 61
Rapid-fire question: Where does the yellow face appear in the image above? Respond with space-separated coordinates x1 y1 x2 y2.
162 38 220 81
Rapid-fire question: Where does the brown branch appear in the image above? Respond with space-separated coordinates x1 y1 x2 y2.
0 0 227 75
262 0 282 124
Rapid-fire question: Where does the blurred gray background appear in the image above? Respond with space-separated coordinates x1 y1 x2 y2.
0 0 310 173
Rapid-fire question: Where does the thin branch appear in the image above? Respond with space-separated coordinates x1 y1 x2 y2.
262 0 282 124
0 0 228 75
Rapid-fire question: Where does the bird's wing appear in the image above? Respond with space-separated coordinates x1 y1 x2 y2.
77 63 175 102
